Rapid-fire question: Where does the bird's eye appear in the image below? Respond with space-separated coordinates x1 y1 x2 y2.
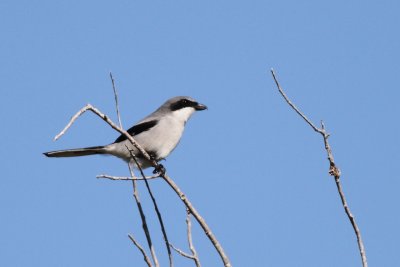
181 99 188 105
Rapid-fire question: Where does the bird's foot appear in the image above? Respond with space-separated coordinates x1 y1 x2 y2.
153 164 166 175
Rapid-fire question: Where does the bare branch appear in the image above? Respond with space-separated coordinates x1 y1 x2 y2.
54 104 93 141
129 150 174 267
271 69 322 134
129 165 160 267
128 234 153 267
271 69 368 267
96 174 161 181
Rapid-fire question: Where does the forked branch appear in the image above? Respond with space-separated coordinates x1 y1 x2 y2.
169 209 201 267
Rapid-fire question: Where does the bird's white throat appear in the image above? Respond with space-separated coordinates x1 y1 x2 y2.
172 107 196 124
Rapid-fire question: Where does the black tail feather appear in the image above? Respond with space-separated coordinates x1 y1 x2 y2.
43 146 106 158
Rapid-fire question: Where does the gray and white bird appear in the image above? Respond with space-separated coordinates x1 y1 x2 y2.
44 96 207 170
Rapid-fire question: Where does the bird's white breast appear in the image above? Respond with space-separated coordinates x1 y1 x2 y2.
135 107 195 159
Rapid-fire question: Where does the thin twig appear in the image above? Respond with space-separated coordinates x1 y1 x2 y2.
186 209 201 267
109 74 158 266
169 210 202 266
110 72 123 129
53 104 231 267
270 68 368 267
129 165 160 267
170 244 196 260
271 69 322 134
96 174 161 181
129 150 174 267
53 104 152 163
54 104 94 141
128 234 153 267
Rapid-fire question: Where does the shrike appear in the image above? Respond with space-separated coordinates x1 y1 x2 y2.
44 96 207 170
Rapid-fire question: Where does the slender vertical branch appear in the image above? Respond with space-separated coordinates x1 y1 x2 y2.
109 72 123 129
270 69 368 267
129 165 160 267
169 209 201 266
109 73 159 266
129 150 173 267
186 209 201 267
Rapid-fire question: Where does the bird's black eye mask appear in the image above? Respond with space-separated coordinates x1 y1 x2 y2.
170 99 198 111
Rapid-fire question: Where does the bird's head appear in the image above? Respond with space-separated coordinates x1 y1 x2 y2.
164 96 207 124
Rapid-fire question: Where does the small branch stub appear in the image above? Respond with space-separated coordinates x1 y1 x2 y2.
329 164 341 177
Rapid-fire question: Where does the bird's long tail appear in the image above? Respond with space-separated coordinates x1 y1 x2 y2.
43 146 107 158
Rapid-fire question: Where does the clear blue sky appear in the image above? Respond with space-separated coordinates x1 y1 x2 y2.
1 1 399 266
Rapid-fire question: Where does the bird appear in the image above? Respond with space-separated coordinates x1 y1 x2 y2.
44 96 207 171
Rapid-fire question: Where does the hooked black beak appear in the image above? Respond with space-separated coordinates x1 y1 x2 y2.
195 103 207 111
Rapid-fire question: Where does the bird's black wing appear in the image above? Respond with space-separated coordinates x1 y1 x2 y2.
114 120 158 143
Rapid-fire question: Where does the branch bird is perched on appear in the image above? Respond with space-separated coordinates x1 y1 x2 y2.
44 96 207 172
